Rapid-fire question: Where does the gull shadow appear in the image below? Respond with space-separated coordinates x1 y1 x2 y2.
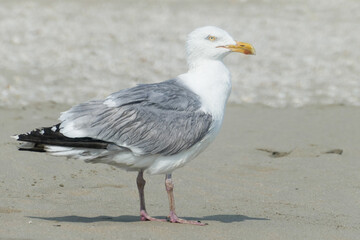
29 214 268 223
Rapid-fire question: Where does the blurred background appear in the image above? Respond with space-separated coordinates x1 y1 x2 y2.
0 0 359 108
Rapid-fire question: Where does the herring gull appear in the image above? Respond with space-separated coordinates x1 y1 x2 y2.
13 26 255 225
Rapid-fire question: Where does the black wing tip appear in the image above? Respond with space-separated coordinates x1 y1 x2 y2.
13 124 61 142
19 148 46 152
18 143 46 152
13 124 109 150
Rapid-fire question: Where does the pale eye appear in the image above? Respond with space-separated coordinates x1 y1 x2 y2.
206 35 217 41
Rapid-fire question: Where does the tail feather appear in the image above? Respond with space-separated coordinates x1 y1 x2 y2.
14 124 110 152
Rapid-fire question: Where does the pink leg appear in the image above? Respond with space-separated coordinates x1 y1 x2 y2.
137 171 165 222
165 174 207 226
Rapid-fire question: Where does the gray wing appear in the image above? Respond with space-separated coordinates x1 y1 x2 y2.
59 79 213 156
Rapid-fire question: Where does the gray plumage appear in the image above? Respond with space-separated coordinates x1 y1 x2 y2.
59 79 213 156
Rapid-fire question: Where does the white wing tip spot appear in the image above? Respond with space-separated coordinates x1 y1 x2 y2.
11 135 19 140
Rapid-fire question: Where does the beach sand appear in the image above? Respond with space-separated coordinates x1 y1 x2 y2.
1 104 359 239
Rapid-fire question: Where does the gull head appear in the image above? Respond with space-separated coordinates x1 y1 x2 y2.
186 26 255 65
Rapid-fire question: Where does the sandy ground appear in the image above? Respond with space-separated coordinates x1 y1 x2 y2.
1 104 359 240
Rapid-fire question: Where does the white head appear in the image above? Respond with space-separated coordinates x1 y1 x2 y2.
186 26 255 66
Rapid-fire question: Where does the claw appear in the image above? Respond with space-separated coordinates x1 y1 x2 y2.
140 210 166 222
167 212 208 226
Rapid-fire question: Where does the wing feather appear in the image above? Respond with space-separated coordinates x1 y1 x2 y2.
59 79 213 156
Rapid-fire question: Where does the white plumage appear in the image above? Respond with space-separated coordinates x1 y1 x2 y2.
14 26 255 225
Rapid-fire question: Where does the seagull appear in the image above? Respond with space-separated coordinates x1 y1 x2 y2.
13 26 255 225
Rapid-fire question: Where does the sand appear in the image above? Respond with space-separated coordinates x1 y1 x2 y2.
1 104 359 240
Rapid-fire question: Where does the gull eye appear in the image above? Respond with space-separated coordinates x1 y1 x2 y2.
206 35 217 41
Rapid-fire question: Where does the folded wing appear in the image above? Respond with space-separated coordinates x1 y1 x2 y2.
59 79 213 156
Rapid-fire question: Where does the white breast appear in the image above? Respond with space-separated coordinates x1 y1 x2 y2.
179 59 232 120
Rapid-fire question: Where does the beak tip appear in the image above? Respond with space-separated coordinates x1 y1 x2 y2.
232 41 256 55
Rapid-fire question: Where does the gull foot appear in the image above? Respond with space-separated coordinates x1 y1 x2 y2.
166 212 208 226
140 210 166 222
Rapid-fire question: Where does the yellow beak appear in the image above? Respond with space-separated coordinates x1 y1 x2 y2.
219 41 256 55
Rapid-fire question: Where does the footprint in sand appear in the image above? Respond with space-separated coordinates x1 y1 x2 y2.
257 147 343 158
